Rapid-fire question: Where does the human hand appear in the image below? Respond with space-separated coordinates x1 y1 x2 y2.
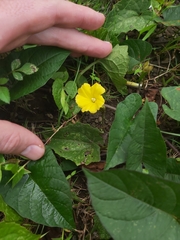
0 0 112 57
0 0 112 160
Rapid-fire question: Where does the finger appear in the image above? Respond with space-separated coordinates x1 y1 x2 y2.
51 1 105 30
0 121 45 160
27 27 112 58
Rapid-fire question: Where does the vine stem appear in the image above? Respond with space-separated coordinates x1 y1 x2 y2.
77 60 99 80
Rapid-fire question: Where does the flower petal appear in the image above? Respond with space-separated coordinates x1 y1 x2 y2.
91 83 105 96
77 83 91 98
75 95 92 108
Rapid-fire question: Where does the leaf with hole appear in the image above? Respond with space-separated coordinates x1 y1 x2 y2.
48 122 103 166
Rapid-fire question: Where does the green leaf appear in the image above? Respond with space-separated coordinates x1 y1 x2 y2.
160 5 180 26
48 122 103 166
0 77 8 85
99 45 129 94
84 168 180 240
0 147 75 229
11 59 21 71
52 66 69 82
12 71 23 81
0 154 5 164
17 62 38 75
161 86 180 121
65 81 77 99
105 0 154 35
105 93 142 170
52 79 64 110
164 158 180 183
0 86 10 104
0 195 22 223
121 39 152 71
126 101 167 177
9 46 69 100
0 222 40 240
61 88 69 114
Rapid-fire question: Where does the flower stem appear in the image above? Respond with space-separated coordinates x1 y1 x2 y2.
77 60 99 80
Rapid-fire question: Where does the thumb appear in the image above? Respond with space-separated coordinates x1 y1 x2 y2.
0 120 45 160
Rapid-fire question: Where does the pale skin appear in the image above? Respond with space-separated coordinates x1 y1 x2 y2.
0 0 112 160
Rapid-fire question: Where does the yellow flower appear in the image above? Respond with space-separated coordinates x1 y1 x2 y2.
75 83 105 114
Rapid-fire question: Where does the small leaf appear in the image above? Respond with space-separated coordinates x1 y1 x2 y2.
84 168 180 240
99 45 129 94
52 79 64 110
12 71 23 81
0 195 22 223
0 154 5 164
11 59 21 71
65 81 77 99
61 88 69 114
17 62 39 75
48 122 103 166
0 86 10 104
161 86 180 121
0 222 40 240
0 147 75 229
0 77 8 85
52 67 69 82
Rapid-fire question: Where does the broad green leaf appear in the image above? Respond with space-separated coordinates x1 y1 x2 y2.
52 79 64 110
48 122 103 166
126 101 167 177
99 45 129 94
17 62 38 75
0 77 8 85
121 39 152 71
0 86 10 104
65 81 77 99
11 59 21 71
8 46 69 100
161 86 180 121
84 168 180 240
0 148 75 229
105 93 142 170
105 0 154 35
160 5 180 26
0 195 22 223
0 222 40 240
164 158 180 183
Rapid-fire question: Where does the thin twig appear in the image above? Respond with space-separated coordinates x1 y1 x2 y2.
45 115 76 145
164 137 180 157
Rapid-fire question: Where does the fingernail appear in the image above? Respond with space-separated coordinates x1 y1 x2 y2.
20 145 45 160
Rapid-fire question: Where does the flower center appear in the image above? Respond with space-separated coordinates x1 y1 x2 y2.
91 97 96 103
